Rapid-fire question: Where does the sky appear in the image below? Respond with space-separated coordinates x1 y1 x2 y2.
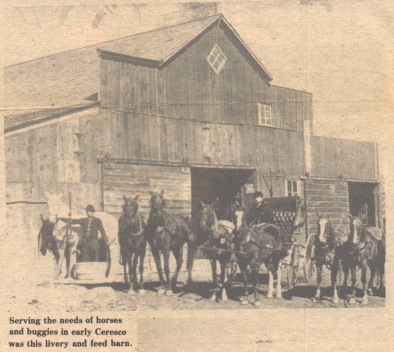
1 0 393 225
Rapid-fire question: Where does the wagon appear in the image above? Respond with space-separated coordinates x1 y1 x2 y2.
261 196 306 289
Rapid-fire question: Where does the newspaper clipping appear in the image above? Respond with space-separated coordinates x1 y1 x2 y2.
1 1 393 351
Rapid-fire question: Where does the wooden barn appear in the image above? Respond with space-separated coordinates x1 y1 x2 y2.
4 14 382 246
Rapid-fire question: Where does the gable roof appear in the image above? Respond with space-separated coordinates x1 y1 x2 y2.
97 14 273 80
4 14 272 130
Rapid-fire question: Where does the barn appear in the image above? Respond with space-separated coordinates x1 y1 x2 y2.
4 14 383 254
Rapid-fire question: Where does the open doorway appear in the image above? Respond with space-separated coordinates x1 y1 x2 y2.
191 168 256 220
348 182 380 226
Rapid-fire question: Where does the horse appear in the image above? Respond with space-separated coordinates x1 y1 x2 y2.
146 190 195 295
38 216 80 280
311 213 348 304
341 215 385 304
234 211 288 306
118 195 147 295
196 201 237 302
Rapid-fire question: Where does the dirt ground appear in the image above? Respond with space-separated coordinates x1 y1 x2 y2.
4 257 385 314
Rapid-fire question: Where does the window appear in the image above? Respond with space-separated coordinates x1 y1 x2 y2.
207 44 227 75
258 103 273 126
287 180 299 197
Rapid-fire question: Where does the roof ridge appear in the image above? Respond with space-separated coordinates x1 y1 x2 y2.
5 14 221 69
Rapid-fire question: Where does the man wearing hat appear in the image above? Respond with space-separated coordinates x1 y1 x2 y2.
58 205 108 262
247 191 273 226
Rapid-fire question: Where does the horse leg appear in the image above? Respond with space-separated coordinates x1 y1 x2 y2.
276 262 282 299
171 246 184 290
65 246 71 279
127 257 135 295
138 250 146 294
267 269 274 298
378 261 385 293
361 264 368 305
349 265 357 304
121 251 128 284
331 264 339 304
210 259 218 301
132 252 139 292
152 250 165 295
163 250 172 296
312 263 323 303
240 264 249 304
342 263 349 296
368 264 376 296
252 263 261 306
220 258 228 302
186 242 195 289
55 247 65 280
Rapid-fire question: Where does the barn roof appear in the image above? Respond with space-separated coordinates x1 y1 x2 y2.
4 14 272 131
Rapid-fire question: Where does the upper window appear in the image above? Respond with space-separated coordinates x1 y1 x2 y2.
258 103 273 126
207 44 227 75
287 180 299 197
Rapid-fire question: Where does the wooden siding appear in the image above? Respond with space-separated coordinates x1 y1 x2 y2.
102 163 191 217
99 24 312 131
312 136 378 181
5 109 102 215
304 178 350 235
98 109 305 177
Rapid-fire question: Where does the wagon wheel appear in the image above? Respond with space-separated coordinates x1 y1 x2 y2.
304 234 316 282
287 245 300 289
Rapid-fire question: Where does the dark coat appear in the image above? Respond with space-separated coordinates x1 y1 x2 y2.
247 202 273 225
59 216 108 243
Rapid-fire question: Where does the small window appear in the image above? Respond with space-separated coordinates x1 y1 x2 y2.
258 103 273 126
287 180 299 197
207 44 227 75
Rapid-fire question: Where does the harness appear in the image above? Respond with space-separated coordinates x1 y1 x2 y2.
129 213 144 237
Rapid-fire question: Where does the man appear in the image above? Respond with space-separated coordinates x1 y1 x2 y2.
59 205 108 262
247 192 273 226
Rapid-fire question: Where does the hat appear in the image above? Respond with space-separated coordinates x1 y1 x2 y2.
254 191 264 198
85 204 95 212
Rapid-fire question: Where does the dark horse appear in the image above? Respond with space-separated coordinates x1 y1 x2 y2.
196 201 237 302
341 215 385 304
38 216 79 279
235 211 288 306
118 195 147 295
146 190 195 295
312 213 348 304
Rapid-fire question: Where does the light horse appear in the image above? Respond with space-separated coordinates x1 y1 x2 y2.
146 190 195 295
312 213 348 304
196 201 237 302
118 195 147 295
342 215 385 304
38 216 80 280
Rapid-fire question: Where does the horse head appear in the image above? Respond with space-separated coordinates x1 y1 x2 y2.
233 208 247 232
316 212 332 245
349 215 364 246
123 195 139 219
198 201 217 234
294 203 305 229
149 190 165 213
38 215 56 256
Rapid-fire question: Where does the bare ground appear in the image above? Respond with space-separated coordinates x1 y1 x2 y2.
4 258 385 314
